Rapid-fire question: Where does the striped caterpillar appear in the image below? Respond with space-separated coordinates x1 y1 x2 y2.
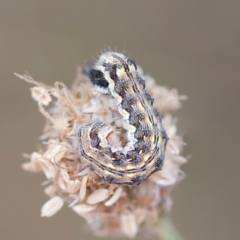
78 52 168 187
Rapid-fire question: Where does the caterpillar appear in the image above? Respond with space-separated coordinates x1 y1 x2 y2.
78 52 168 187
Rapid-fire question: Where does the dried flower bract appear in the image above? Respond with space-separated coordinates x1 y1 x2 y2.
17 58 187 238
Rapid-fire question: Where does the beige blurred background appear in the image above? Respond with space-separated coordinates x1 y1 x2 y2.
1 1 240 240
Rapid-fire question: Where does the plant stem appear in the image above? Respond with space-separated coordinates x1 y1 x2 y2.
158 216 185 240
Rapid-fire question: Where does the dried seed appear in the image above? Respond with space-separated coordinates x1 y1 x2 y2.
79 175 88 201
120 211 138 238
67 179 81 194
41 196 64 217
172 155 187 164
155 176 176 187
76 167 90 176
105 187 123 206
72 204 96 214
45 144 67 163
87 188 109 204
44 184 57 197
26 152 54 179
167 139 179 155
22 152 43 172
60 169 69 182
68 197 80 208
134 208 146 225
58 177 67 191
40 159 55 179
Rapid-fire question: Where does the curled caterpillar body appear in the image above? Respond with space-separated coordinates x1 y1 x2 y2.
78 52 168 187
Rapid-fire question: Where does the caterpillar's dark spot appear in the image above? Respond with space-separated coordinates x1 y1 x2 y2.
154 153 165 170
121 94 136 112
127 59 137 70
90 132 100 148
134 141 150 153
127 150 142 165
134 125 151 139
129 110 145 126
89 69 109 89
137 74 145 89
153 107 162 122
144 90 154 106
104 175 118 184
98 146 113 157
130 175 145 187
114 79 128 96
112 151 126 166
161 127 168 140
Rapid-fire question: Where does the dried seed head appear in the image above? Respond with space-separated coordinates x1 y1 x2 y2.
18 58 186 238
